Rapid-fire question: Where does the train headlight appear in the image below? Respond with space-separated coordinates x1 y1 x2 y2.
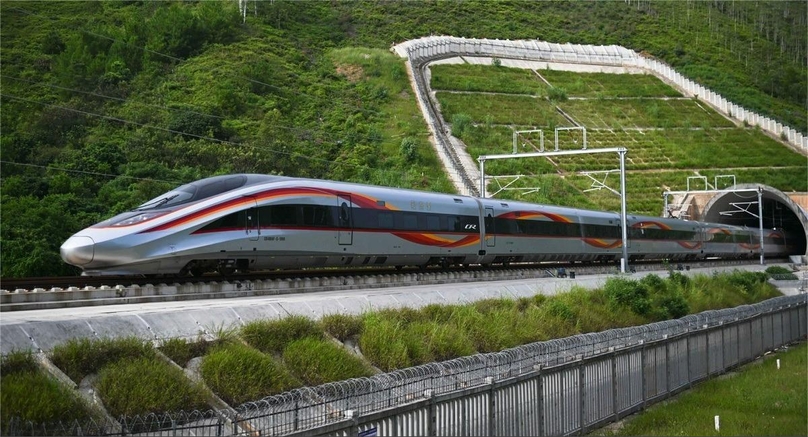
109 211 169 227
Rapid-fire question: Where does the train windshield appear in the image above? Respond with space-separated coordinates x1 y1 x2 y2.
136 175 249 211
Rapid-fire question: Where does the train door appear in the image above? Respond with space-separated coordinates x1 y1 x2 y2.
244 196 259 241
485 207 495 247
338 194 353 245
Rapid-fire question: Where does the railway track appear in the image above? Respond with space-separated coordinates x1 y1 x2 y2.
1 259 782 312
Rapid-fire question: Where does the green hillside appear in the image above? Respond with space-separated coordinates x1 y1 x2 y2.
1 0 806 277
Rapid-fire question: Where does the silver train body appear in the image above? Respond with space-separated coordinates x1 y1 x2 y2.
61 174 796 276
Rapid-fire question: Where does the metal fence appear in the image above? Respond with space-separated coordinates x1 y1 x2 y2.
6 294 804 436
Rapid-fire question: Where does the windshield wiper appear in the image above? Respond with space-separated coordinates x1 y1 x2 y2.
136 194 179 211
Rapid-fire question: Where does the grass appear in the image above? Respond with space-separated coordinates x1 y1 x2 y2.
538 69 683 98
591 342 807 436
241 315 322 355
1 351 91 426
282 337 374 386
49 336 155 384
158 337 215 368
437 92 571 126
199 342 301 406
431 63 546 95
95 356 209 417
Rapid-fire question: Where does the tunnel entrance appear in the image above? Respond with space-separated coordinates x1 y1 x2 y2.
701 185 808 258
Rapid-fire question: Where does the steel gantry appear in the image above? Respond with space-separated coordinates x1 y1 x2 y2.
477 147 631 273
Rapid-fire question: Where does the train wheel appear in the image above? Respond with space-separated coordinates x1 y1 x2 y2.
395 265 404 271
217 266 235 276
190 267 206 277
440 258 449 269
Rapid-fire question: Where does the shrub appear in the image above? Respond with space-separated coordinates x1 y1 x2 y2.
50 337 155 383
547 86 568 102
96 356 208 417
200 342 300 406
451 113 473 137
241 316 322 355
604 277 651 316
282 338 373 386
320 313 363 342
399 136 418 162
544 298 575 322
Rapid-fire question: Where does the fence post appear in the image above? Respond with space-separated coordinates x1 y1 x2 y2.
665 336 671 397
720 323 726 371
344 410 358 437
641 341 647 410
537 366 544 437
611 350 619 422
686 330 693 389
705 327 710 377
486 377 495 436
426 389 436 437
579 358 586 435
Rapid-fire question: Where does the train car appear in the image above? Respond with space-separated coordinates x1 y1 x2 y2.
60 174 794 276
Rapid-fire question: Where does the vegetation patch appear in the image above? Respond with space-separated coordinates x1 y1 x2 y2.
538 70 682 98
241 315 322 355
50 337 155 384
159 337 216 368
592 343 807 436
96 356 208 418
431 63 545 95
199 342 300 406
320 313 364 342
282 337 374 386
765 265 799 280
1 351 91 426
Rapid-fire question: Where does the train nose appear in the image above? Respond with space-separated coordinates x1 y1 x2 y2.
60 236 95 266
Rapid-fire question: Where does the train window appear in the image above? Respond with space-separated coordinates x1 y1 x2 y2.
195 176 248 201
426 215 441 231
269 205 298 226
339 202 351 228
378 212 393 229
301 205 334 227
448 216 461 232
399 214 418 230
351 208 375 229
198 210 244 232
484 214 494 232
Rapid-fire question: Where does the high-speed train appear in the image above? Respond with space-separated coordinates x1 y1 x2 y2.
61 174 796 276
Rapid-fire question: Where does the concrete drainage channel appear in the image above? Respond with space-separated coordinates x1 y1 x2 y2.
2 259 765 311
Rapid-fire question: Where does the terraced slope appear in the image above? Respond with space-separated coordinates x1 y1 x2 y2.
432 63 807 215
